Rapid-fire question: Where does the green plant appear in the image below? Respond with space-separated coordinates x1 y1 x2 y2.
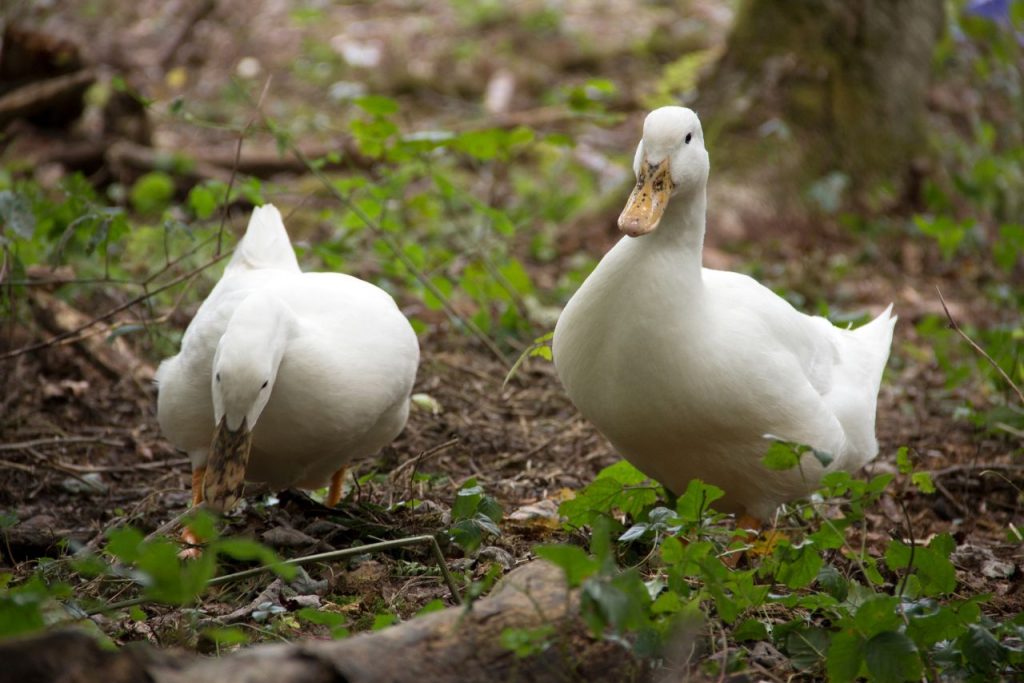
447 479 503 554
538 448 1024 680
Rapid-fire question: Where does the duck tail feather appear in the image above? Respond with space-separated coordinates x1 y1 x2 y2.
226 204 301 273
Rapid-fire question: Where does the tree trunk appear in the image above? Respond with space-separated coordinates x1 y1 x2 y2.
697 0 944 211
0 561 648 683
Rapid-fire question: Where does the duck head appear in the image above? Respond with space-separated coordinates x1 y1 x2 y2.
205 294 288 511
618 106 709 237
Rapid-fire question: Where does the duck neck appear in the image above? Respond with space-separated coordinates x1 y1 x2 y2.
219 293 296 377
639 185 707 284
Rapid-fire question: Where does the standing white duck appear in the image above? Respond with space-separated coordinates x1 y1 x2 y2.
553 106 896 523
157 205 419 532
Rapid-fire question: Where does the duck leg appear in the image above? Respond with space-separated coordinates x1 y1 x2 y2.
326 466 348 507
179 465 206 560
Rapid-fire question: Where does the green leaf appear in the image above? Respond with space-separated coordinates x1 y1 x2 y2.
559 461 660 527
500 625 555 657
674 479 724 523
786 627 830 671
534 544 599 587
885 535 957 597
372 612 397 630
827 630 865 682
0 190 36 240
297 607 349 638
854 595 902 637
761 440 801 470
354 95 398 116
650 589 683 615
452 479 483 520
895 446 912 474
815 563 849 601
910 472 935 494
130 171 175 215
214 538 296 580
864 631 922 682
187 185 219 219
105 527 144 563
581 570 651 635
959 624 1004 673
202 626 249 646
733 618 768 641
773 541 823 589
415 599 446 616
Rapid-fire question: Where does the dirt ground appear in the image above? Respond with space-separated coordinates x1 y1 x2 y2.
1 0 1021 669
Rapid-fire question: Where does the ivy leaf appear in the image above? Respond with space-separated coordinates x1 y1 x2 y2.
864 631 923 682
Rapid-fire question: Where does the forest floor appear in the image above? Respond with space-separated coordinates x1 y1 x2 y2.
1 0 1021 678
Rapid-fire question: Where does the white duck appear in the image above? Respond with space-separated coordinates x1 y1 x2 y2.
553 106 896 523
157 205 419 530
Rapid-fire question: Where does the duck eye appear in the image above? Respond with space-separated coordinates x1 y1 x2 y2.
261 380 269 389
685 133 692 144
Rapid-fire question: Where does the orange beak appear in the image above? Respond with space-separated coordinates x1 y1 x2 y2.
203 416 253 513
618 157 673 237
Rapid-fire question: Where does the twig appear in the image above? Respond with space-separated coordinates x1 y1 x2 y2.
896 498 916 602
216 76 271 254
937 286 1024 405
931 477 970 517
0 436 125 452
158 0 217 70
0 251 230 361
51 457 190 474
930 462 1024 478
392 438 459 479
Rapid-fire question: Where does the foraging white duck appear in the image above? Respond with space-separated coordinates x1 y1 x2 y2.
553 106 896 523
157 205 419 529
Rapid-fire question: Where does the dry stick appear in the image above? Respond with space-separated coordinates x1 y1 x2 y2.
251 109 511 368
0 251 230 361
0 436 124 451
53 457 190 474
391 438 460 479
896 498 916 603
215 76 274 255
937 286 1024 405
87 534 461 617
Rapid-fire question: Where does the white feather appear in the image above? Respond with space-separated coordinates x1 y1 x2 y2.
553 107 895 519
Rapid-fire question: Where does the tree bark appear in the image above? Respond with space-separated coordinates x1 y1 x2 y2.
0 561 648 683
697 0 944 210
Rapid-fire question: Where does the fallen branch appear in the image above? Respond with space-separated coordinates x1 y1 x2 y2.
8 561 646 683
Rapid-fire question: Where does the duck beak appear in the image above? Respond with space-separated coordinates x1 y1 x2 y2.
203 416 253 513
618 157 673 237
